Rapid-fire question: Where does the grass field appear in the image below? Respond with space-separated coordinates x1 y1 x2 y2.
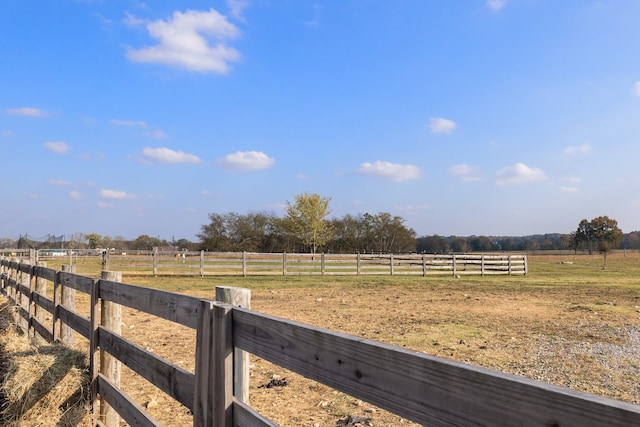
3 251 640 426
114 252 640 425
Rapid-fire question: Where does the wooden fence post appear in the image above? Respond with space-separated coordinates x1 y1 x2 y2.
100 270 122 427
481 255 485 276
17 261 30 331
356 253 360 275
216 286 251 404
60 265 76 346
422 254 427 276
390 253 394 276
194 300 233 427
153 248 158 276
242 251 247 277
321 253 325 275
282 252 287 276
89 275 100 418
102 250 110 270
452 254 457 277
32 262 47 343
200 250 205 276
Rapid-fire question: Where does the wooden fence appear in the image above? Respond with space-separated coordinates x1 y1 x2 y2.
30 250 528 277
2 257 639 426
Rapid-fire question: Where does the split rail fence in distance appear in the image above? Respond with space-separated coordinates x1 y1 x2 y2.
2 257 639 426
36 250 528 277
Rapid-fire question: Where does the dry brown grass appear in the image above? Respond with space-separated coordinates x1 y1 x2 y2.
1 252 640 426
0 300 93 427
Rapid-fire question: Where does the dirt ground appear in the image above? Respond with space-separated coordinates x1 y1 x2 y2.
112 276 640 427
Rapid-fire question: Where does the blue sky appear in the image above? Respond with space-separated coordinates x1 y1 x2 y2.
2 0 640 241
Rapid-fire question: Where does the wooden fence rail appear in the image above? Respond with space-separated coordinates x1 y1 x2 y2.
28 250 528 277
1 257 639 426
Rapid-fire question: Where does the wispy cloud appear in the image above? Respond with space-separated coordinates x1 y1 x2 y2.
217 150 275 171
44 141 70 154
111 119 148 128
49 179 72 187
5 107 49 117
395 204 430 216
487 0 507 11
125 8 242 74
634 81 640 96
356 161 422 182
429 117 456 134
137 147 202 164
563 143 592 155
448 164 482 182
144 130 169 139
100 189 138 200
227 0 249 21
69 190 85 200
495 162 547 186
560 186 580 193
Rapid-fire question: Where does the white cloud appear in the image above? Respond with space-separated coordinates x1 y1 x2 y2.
395 204 430 216
217 150 275 171
634 81 640 96
49 179 72 187
356 161 422 182
97 201 114 209
2 130 14 137
487 0 507 11
560 187 580 193
429 117 456 134
563 143 592 155
111 119 148 128
44 141 70 154
144 130 169 139
69 190 84 200
126 8 242 74
138 147 202 164
448 164 482 182
495 162 547 186
5 107 49 117
227 0 249 21
563 176 581 184
100 189 138 200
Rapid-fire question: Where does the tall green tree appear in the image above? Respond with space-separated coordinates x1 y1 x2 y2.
285 192 333 253
574 216 623 269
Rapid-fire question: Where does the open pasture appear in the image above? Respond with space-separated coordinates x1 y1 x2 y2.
104 252 640 425
3 251 639 426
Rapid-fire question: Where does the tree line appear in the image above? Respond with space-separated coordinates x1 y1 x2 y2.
4 193 638 255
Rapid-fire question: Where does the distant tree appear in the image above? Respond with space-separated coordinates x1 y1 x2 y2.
362 212 416 253
469 236 493 252
86 233 102 249
285 192 333 253
327 214 365 253
621 231 640 250
574 216 623 269
451 237 470 253
417 235 449 254
175 238 199 251
131 234 168 250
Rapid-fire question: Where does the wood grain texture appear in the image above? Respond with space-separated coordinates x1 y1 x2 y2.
99 279 201 329
232 307 640 427
97 374 161 427
99 327 195 410
232 399 278 427
57 305 90 339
